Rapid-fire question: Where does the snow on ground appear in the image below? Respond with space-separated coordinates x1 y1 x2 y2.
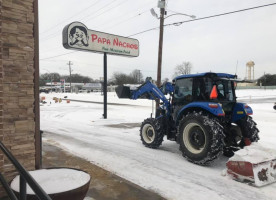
40 89 276 200
236 89 276 99
41 92 153 106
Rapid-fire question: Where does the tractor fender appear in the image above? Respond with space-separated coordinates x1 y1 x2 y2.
175 102 225 124
231 103 253 122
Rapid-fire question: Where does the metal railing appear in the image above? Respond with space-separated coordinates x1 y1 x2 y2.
0 141 52 200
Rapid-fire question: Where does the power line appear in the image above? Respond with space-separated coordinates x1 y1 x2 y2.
83 0 130 23
40 0 155 42
128 2 276 37
168 2 276 26
40 2 276 60
127 27 159 37
78 0 120 22
40 59 157 73
40 0 122 41
40 52 76 60
40 0 117 40
101 9 150 31
40 0 102 35
94 0 156 30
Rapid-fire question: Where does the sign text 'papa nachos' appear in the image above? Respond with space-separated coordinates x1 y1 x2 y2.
63 22 139 57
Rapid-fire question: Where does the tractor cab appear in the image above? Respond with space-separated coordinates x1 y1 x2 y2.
172 73 237 119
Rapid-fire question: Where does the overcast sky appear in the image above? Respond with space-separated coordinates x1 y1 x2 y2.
39 0 276 81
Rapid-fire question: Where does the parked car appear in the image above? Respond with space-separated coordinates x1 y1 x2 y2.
78 89 87 93
274 102 276 110
39 88 49 93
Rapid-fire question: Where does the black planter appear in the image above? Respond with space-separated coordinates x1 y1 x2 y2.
11 168 91 200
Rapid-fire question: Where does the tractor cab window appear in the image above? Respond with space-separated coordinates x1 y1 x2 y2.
215 80 234 101
192 77 235 102
174 78 193 103
193 78 212 101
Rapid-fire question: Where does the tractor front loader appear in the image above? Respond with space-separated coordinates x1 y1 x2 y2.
116 72 276 186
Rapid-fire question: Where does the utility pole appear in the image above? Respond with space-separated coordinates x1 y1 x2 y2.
156 0 166 110
138 69 141 83
67 61 73 93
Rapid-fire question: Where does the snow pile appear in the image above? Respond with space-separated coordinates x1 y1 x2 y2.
229 143 276 164
10 168 90 194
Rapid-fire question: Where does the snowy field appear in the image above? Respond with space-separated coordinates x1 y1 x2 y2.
40 89 276 200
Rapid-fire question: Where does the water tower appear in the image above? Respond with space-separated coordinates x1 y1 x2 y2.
246 61 255 80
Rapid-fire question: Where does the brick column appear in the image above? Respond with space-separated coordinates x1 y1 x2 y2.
0 0 5 196
0 0 36 197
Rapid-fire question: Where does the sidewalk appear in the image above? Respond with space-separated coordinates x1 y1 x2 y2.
42 142 166 200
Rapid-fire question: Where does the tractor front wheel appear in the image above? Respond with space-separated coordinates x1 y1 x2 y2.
140 118 164 149
178 112 225 165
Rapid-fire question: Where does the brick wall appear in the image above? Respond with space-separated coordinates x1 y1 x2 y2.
0 0 36 196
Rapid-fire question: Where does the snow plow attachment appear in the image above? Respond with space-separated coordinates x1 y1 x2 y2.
227 160 276 187
226 144 276 187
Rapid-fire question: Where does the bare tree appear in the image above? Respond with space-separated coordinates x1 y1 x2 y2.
131 69 143 84
110 69 144 85
63 74 93 83
40 72 94 86
110 72 131 85
39 73 61 86
173 62 192 78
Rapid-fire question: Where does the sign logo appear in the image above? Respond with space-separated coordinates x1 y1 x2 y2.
63 22 139 57
69 26 89 47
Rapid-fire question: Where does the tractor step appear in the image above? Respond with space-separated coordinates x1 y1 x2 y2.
226 143 276 187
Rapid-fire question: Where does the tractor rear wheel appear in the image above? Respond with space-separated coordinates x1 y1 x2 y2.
178 112 225 165
140 118 164 149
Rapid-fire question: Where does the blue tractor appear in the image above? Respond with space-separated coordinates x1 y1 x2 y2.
115 72 259 165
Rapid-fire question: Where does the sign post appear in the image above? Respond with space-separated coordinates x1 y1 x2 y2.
103 53 107 118
63 22 139 119
60 79 65 93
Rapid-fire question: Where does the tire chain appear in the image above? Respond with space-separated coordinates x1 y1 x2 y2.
178 111 225 165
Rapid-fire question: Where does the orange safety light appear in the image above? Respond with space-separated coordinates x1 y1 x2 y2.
210 85 218 99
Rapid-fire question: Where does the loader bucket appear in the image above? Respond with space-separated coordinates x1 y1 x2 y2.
115 85 131 99
226 143 276 187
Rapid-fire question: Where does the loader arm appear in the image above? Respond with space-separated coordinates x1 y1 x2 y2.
116 81 172 112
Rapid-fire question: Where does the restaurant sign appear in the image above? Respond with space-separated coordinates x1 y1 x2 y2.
63 22 139 57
